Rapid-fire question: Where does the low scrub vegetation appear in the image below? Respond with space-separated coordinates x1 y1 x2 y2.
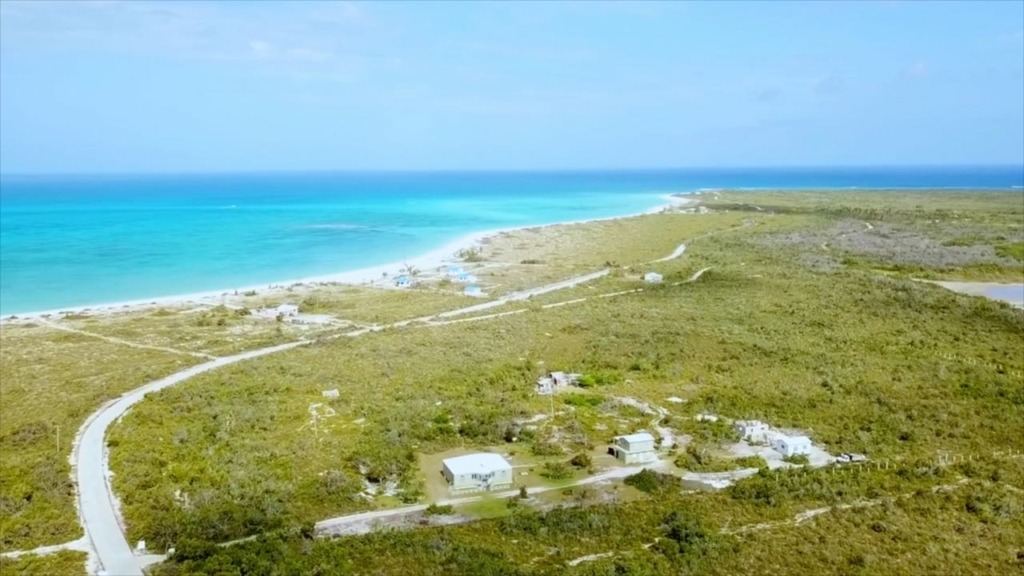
5 189 1022 572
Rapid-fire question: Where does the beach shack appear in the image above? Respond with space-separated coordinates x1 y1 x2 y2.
464 285 484 297
610 432 657 464
441 453 513 492
773 435 812 457
644 272 663 284
395 275 413 288
734 420 770 444
536 371 580 395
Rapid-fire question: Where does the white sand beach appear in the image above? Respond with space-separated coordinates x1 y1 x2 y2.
1 195 697 322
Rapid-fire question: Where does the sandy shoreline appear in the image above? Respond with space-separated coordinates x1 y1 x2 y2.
1 194 697 322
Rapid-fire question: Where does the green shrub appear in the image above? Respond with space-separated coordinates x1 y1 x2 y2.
569 453 593 469
425 503 455 516
674 444 737 472
563 394 603 407
733 456 769 469
624 469 680 494
541 461 573 480
783 454 810 465
530 441 562 457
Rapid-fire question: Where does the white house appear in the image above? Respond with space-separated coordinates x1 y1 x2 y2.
536 371 580 395
644 272 663 284
734 420 770 444
276 304 299 317
773 435 812 457
610 432 658 464
456 272 479 283
446 265 465 277
464 285 484 297
550 372 580 388
395 275 413 288
442 453 513 492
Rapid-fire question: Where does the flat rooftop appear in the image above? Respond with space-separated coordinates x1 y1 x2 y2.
443 453 511 475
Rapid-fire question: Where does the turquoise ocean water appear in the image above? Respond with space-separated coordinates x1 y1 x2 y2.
1 167 1022 315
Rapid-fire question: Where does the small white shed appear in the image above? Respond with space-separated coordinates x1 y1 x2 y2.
276 304 299 317
610 432 657 464
644 272 663 284
442 453 513 492
734 420 770 444
773 435 812 457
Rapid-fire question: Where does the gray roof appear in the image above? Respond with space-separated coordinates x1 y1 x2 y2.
443 453 511 475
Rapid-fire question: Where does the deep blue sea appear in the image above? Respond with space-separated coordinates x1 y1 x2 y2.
1 166 1022 315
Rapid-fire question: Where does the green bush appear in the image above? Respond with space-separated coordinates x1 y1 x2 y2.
541 461 573 480
563 394 603 407
733 456 769 469
624 469 680 494
783 454 810 465
674 444 737 472
530 441 562 457
425 503 454 516
569 452 593 469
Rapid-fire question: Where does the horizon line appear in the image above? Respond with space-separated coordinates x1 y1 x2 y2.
3 163 1023 179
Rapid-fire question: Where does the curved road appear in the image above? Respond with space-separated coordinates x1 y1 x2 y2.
75 341 308 576
51 238 702 574
68 267 619 574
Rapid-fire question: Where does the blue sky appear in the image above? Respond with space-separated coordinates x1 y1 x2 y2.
1 0 1022 173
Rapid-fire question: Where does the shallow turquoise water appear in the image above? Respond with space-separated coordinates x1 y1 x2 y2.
1 167 1021 314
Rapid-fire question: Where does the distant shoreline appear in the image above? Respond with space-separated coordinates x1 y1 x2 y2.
1 194 697 321
4 185 1022 321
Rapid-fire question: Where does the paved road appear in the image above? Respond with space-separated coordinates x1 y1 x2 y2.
315 461 667 535
64 247 696 573
74 341 308 576
433 269 611 319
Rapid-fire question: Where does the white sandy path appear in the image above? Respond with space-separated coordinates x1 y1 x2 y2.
432 269 611 319
14 231 712 573
0 537 93 560
315 460 670 536
73 341 309 576
650 243 687 263
35 265 621 574
36 318 218 360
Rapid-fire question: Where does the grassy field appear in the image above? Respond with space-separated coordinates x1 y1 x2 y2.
3 189 1022 573
152 457 1023 575
0 551 87 576
102 191 1024 564
0 322 201 552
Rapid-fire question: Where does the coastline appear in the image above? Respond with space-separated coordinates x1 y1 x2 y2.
0 194 696 322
